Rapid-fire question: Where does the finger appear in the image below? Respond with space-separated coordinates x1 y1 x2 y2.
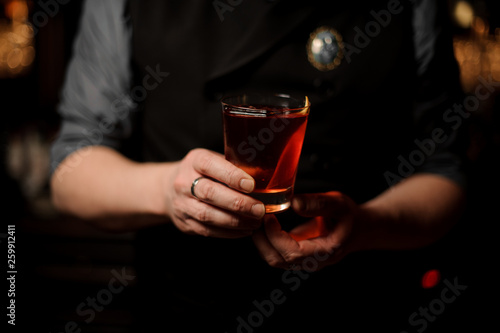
252 218 289 269
182 218 254 239
292 192 349 218
180 197 262 230
289 237 338 270
263 216 336 269
288 218 328 242
191 149 256 193
288 218 347 267
192 177 265 219
172 210 255 239
262 215 304 264
288 217 348 257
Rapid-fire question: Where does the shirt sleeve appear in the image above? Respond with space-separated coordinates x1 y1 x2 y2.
50 0 134 175
411 0 468 188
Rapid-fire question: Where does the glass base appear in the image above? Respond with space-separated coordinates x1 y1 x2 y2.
263 201 291 214
250 187 293 214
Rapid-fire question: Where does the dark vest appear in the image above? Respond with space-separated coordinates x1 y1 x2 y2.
128 1 417 331
129 0 416 203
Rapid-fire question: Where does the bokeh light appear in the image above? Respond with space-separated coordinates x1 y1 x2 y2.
421 269 441 289
454 1 474 28
0 0 35 78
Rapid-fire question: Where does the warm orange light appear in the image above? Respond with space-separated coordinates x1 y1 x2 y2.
454 1 474 29
0 0 34 78
5 1 16 19
21 45 34 66
472 17 488 36
5 0 29 21
289 217 327 242
453 16 500 93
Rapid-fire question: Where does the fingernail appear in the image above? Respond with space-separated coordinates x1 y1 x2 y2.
240 178 255 192
252 203 266 218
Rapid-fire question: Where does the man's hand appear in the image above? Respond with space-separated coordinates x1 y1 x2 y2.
252 174 466 271
164 148 266 239
252 192 360 271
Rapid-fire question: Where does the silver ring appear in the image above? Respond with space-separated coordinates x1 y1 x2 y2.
191 176 205 199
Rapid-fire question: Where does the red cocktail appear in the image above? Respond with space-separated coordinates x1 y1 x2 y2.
222 94 310 213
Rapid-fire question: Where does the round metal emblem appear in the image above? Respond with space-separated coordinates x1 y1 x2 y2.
306 26 344 71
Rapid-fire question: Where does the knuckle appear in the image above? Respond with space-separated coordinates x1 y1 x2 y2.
187 148 205 159
224 167 241 186
195 225 211 238
228 215 244 228
171 198 189 219
195 207 211 222
173 177 184 194
172 201 184 217
183 219 210 237
198 182 216 201
197 151 214 175
175 220 194 235
183 150 196 165
231 196 246 212
282 250 300 263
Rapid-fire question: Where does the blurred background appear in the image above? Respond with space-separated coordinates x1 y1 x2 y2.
1 0 498 332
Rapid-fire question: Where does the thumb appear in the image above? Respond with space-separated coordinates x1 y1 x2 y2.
292 192 351 218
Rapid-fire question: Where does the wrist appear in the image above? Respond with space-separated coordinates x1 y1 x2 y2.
130 161 176 218
348 201 398 253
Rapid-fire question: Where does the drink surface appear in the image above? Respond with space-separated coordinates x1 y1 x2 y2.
223 105 308 194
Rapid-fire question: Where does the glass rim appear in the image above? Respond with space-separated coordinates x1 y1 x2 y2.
221 93 310 114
